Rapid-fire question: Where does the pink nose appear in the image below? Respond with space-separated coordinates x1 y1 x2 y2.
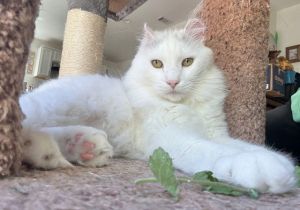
167 80 179 89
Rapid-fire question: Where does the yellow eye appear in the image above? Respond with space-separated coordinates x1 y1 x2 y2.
182 57 194 67
151 59 163 68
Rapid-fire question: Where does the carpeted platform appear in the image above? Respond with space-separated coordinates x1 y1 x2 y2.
0 159 299 210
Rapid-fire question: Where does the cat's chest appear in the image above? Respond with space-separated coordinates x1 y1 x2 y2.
135 103 203 128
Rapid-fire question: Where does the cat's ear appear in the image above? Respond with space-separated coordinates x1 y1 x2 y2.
184 18 206 41
143 23 155 42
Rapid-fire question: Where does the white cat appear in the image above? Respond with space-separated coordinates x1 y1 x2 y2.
20 18 296 193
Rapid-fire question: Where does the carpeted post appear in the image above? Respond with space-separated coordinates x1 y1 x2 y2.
0 0 40 176
59 0 109 77
199 0 269 144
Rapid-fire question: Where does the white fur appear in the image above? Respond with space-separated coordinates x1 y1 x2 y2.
21 128 73 169
19 20 296 193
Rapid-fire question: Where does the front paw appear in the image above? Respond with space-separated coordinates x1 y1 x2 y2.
212 150 297 193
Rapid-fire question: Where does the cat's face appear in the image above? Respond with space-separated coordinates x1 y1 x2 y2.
128 19 214 102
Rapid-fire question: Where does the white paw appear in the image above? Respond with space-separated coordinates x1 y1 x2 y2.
212 150 297 193
63 130 113 167
22 129 73 169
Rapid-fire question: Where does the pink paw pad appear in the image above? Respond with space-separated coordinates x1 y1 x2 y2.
82 140 96 150
65 132 97 161
80 152 94 160
80 140 96 161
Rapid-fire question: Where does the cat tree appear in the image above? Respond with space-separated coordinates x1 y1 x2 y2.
59 0 147 76
199 0 268 144
0 0 40 176
59 0 109 76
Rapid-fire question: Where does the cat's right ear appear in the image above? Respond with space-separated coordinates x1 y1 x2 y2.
143 23 155 42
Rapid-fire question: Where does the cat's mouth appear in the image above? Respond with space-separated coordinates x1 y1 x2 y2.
163 90 184 102
167 88 182 95
167 89 179 94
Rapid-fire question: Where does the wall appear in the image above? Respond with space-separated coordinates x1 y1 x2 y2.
269 6 277 35
24 38 62 89
102 59 131 77
276 4 300 72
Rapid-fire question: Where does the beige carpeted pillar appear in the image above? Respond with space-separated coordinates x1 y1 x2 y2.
0 0 40 176
199 0 270 144
59 0 109 77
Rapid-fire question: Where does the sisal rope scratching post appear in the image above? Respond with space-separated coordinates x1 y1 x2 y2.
198 0 269 144
59 0 108 77
0 0 40 176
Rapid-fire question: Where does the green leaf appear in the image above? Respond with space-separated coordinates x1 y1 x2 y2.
149 147 179 199
192 174 243 196
203 183 243 196
296 166 300 187
192 171 259 198
193 171 219 182
248 189 260 199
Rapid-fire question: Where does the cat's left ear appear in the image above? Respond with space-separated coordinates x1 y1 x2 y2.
184 18 206 41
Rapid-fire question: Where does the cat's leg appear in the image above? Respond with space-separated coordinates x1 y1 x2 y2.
22 128 73 169
144 126 297 193
40 126 113 167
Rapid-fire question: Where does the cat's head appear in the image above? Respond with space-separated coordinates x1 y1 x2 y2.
125 18 215 102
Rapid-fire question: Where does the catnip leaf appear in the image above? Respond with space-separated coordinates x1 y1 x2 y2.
192 173 243 196
193 171 219 182
248 189 260 199
201 182 244 197
149 147 179 199
192 171 258 198
296 166 300 187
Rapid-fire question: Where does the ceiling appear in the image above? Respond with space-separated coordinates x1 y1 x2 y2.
35 0 300 62
35 0 199 62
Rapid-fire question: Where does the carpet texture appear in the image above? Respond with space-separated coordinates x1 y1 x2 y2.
0 0 40 176
0 159 299 210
